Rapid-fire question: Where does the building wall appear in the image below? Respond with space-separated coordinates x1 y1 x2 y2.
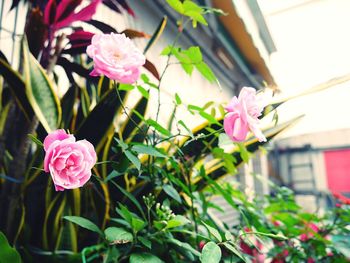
271 129 350 210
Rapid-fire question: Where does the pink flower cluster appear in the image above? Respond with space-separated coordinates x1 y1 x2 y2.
87 33 146 84
224 87 269 142
44 130 96 191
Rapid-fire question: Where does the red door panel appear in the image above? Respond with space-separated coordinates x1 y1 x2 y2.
324 149 350 192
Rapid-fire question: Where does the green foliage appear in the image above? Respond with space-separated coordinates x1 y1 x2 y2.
161 46 219 85
22 38 61 132
200 242 221 263
63 216 103 236
1 1 348 263
166 0 208 28
104 227 133 243
0 232 22 263
129 253 163 263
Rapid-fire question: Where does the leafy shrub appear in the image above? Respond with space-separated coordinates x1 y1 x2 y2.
0 0 349 262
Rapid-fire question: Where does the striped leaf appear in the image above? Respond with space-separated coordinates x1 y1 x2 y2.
22 38 61 132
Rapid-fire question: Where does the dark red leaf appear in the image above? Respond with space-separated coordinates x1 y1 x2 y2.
85 19 117 33
116 0 134 17
55 0 82 23
67 30 94 41
57 56 96 82
25 7 47 58
62 43 89 55
102 0 122 13
44 0 57 25
143 59 160 80
55 0 101 29
122 29 150 39
10 0 21 10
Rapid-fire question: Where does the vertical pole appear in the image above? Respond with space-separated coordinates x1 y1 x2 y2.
260 152 269 195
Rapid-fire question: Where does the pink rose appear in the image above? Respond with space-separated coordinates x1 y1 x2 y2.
86 33 146 84
224 87 269 142
44 130 97 191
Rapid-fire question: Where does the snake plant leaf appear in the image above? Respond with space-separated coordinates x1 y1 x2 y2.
144 16 167 54
75 87 126 146
0 58 33 121
263 73 350 116
22 38 61 132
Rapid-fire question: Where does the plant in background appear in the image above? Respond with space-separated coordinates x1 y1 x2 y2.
0 0 349 262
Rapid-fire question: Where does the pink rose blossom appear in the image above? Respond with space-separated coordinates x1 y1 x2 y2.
44 130 97 191
224 87 269 142
86 33 146 84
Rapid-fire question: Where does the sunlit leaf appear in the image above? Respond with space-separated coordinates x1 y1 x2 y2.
200 242 221 263
63 216 103 236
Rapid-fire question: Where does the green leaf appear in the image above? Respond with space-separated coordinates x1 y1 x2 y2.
138 236 152 249
104 170 123 182
166 215 190 229
183 1 208 27
238 143 250 163
112 183 146 219
130 253 163 263
218 133 232 148
168 238 201 257
131 217 146 232
199 111 220 125
0 231 22 263
175 93 182 105
63 216 103 236
147 119 171 136
200 242 221 263
76 87 126 146
0 58 33 121
28 134 43 147
104 246 120 263
184 46 203 63
160 46 172 56
132 144 166 158
165 0 184 14
163 184 182 203
104 227 133 244
222 242 246 262
116 203 133 223
178 120 193 137
195 62 218 84
114 138 128 151
119 83 134 91
125 150 141 171
173 49 194 75
202 222 222 242
137 85 149 99
61 85 78 127
22 38 61 132
224 231 233 241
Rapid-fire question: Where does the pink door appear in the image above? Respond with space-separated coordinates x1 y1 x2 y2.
324 149 350 193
